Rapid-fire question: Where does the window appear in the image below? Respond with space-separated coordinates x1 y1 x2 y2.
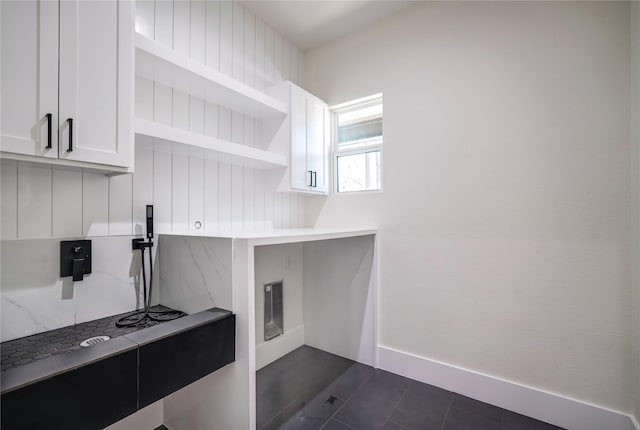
332 94 383 193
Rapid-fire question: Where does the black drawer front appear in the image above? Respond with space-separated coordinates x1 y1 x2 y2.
138 314 236 408
1 349 137 430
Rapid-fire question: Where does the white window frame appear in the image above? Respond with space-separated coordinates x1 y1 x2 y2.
331 93 383 195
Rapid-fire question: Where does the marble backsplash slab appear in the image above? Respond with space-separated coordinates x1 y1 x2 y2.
157 236 233 314
1 236 152 342
1 235 233 343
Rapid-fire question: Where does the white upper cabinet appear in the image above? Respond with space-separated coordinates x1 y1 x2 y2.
306 96 328 193
1 1 59 158
58 1 133 167
266 81 329 195
0 0 134 171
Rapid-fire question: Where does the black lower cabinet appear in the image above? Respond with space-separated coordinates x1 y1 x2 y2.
1 349 137 430
1 309 235 430
139 313 236 407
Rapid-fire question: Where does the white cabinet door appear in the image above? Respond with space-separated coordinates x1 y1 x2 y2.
0 0 58 158
289 87 309 191
58 0 133 168
307 98 328 193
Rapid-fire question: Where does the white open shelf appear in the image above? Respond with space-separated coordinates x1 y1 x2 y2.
135 118 287 169
135 33 288 121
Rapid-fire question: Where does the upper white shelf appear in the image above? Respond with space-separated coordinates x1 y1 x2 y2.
135 33 288 121
135 118 287 170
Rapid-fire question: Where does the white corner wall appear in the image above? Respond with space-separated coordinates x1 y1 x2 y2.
254 242 305 369
631 1 640 425
303 235 376 366
304 0 632 423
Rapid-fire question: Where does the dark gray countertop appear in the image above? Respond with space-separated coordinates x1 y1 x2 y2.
1 306 232 394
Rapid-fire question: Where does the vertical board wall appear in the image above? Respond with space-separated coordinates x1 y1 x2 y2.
0 0 305 241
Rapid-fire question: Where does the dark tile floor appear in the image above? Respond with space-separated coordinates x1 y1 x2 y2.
257 346 564 430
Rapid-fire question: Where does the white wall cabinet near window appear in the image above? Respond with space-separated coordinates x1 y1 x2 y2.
266 81 329 194
0 0 134 171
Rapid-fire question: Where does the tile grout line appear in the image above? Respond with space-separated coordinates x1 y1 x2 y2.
320 367 376 429
324 417 359 430
387 419 410 429
438 394 455 430
382 377 411 429
258 360 337 430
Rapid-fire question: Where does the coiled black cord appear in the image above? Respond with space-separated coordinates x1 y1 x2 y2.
116 244 185 327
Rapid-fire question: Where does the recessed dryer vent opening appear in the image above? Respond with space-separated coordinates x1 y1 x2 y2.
264 281 283 341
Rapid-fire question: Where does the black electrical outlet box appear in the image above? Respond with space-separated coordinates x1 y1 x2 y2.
60 240 92 281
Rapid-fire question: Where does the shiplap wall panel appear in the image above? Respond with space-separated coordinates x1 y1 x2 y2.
82 171 109 237
153 141 173 234
231 111 244 231
154 83 173 125
132 137 154 235
52 169 82 238
255 17 265 91
274 31 283 85
136 75 154 121
173 91 190 130
193 1 208 60
273 192 282 228
172 146 190 233
189 150 205 232
282 193 291 228
1 162 18 240
219 1 232 76
190 97 206 134
231 165 243 231
232 2 244 81
254 170 265 229
2 0 305 241
204 158 219 232
174 0 190 55
291 45 298 84
136 1 154 38
264 188 273 230
290 194 298 228
283 38 291 82
244 9 255 87
205 0 220 70
108 173 133 236
155 0 173 47
204 101 219 138
17 165 52 239
265 25 275 87
218 162 232 231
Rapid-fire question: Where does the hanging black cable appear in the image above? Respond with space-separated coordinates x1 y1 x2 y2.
116 240 185 328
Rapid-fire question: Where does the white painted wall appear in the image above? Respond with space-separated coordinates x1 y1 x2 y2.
631 1 640 423
254 242 304 369
303 235 376 366
304 1 632 414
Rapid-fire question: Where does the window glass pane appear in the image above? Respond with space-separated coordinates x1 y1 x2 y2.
337 103 382 151
337 151 381 193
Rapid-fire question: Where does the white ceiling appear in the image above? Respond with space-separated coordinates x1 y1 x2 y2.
239 1 417 51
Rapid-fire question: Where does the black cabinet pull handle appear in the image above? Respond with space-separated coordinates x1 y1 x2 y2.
45 113 52 149
308 170 313 187
313 171 317 188
66 118 73 152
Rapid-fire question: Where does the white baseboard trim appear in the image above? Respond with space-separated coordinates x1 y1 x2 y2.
378 345 635 430
256 325 305 370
